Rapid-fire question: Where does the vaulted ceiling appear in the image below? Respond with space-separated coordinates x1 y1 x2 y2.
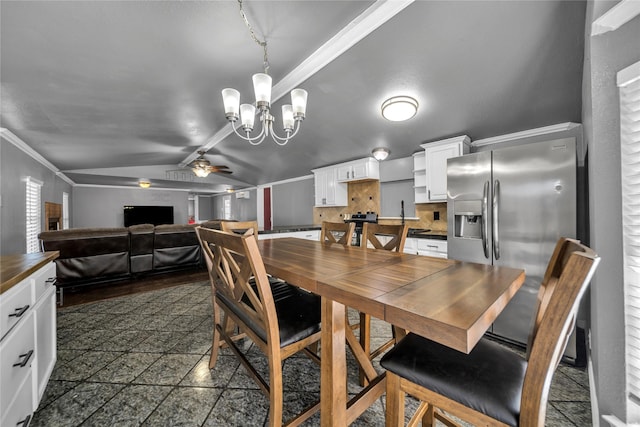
0 1 586 193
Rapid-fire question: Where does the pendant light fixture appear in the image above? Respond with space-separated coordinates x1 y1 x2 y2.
222 0 308 146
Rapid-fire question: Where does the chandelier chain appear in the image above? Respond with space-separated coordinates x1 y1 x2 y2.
238 0 269 74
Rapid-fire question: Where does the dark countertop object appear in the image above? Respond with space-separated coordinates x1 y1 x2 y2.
259 225 322 235
407 228 448 240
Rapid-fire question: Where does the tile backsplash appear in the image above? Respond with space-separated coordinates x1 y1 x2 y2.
313 180 447 232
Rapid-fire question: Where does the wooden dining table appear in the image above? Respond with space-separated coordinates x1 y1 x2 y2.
256 237 525 427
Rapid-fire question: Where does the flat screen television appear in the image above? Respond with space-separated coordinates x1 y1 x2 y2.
124 205 174 227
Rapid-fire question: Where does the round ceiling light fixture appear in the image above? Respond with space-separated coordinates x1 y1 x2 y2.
138 179 151 189
372 147 390 161
381 96 418 121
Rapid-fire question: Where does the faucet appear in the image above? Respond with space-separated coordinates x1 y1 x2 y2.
401 200 405 225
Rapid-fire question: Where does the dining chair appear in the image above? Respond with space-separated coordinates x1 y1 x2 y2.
320 221 355 245
355 223 409 386
380 237 600 427
220 220 258 236
195 227 322 426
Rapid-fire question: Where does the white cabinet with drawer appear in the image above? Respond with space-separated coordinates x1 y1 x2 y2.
417 239 448 258
260 230 321 241
0 258 57 426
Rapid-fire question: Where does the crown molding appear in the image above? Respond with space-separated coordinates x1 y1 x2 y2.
1 128 75 186
591 0 640 36
420 135 470 149
471 123 580 148
180 0 415 167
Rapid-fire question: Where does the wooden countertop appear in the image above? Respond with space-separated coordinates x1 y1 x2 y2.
0 252 59 295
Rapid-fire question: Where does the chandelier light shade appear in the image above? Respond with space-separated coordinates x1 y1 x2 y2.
372 147 390 161
381 96 419 122
223 80 308 146
222 0 308 146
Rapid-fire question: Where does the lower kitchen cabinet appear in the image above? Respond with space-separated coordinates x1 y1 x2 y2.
0 258 57 426
403 237 448 258
417 238 448 258
260 230 321 241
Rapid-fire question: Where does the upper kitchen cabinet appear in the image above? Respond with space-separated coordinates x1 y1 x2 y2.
312 166 348 207
415 135 471 202
336 158 380 182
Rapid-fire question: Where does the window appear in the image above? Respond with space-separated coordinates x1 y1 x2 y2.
26 177 42 253
619 59 640 421
62 192 69 229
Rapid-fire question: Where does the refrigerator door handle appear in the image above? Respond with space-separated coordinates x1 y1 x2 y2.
482 180 490 259
493 179 500 260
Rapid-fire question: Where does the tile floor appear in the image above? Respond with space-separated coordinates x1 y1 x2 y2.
31 281 593 426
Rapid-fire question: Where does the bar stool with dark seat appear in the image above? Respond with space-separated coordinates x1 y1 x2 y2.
381 237 600 427
196 227 322 427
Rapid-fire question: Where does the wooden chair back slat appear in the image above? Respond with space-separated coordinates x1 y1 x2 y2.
320 221 355 246
196 226 277 344
519 238 599 426
361 223 409 252
221 220 259 237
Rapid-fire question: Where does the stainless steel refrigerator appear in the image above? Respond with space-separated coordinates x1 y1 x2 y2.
447 137 577 356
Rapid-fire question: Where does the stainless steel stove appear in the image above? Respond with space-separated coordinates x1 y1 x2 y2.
344 212 378 246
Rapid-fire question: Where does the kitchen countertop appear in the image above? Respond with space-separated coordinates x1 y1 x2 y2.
407 229 447 240
257 224 447 240
258 225 322 234
0 251 59 294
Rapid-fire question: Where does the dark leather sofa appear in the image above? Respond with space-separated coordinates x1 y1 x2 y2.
38 221 224 289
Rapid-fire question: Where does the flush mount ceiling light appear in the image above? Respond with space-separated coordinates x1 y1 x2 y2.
372 147 390 161
138 180 151 189
381 96 418 121
221 0 308 146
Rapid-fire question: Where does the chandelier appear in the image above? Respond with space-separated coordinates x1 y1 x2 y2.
221 0 308 146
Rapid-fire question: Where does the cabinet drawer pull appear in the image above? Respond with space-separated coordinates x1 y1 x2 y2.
427 245 438 249
46 277 57 286
13 350 34 368
16 414 31 427
8 305 29 318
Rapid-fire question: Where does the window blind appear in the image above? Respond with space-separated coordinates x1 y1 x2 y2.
620 65 640 408
25 177 42 253
63 192 69 229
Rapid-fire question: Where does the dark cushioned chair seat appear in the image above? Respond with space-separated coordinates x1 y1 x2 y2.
380 333 527 427
217 280 321 348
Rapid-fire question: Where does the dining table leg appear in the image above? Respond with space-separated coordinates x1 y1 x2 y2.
321 297 347 427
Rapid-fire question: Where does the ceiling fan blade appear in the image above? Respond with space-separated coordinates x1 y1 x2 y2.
211 169 233 174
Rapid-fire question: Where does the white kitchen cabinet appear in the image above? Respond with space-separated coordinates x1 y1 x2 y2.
413 152 428 203
260 230 320 241
0 258 57 426
312 166 347 207
416 239 448 258
417 135 471 202
336 158 379 182
403 237 418 254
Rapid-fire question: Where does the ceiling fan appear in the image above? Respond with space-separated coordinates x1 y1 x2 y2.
188 151 232 178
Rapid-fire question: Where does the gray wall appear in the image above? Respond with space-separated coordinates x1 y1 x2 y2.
72 186 189 228
584 2 640 423
197 195 213 221
211 189 258 222
1 138 72 255
380 156 415 217
272 178 314 226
